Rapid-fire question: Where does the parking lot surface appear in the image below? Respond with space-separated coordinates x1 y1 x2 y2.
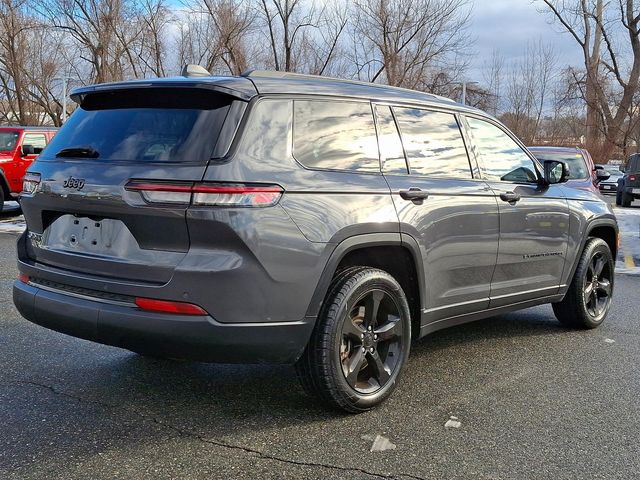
1 203 639 479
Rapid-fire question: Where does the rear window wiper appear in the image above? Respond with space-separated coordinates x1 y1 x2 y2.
55 146 100 158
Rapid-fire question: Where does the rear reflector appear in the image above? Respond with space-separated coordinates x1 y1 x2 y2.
125 181 283 207
18 273 29 284
135 297 208 316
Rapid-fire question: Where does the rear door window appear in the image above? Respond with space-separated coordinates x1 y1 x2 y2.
0 131 20 153
23 133 47 154
38 89 234 163
393 107 472 179
293 100 380 173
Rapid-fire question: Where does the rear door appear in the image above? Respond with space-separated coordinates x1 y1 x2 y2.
21 87 244 283
377 104 499 323
462 115 569 307
14 132 48 192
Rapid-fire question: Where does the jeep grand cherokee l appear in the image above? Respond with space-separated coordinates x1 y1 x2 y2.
13 68 618 412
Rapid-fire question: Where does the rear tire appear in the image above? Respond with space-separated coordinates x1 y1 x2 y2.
0 187 4 213
621 191 633 207
615 189 622 206
295 267 411 413
552 238 614 329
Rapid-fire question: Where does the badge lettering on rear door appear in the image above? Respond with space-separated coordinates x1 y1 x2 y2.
62 176 85 190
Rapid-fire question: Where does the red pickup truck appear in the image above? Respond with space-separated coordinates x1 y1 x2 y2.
0 126 58 211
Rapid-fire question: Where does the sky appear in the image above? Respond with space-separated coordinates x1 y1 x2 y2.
467 0 584 80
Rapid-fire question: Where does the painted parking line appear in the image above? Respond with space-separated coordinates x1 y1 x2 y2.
625 255 636 269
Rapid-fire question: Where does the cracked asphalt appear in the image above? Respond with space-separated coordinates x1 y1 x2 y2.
1 230 639 479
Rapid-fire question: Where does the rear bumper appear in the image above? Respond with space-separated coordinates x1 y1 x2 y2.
598 184 617 193
13 280 315 364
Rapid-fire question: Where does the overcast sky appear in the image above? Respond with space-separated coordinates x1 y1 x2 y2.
467 0 583 79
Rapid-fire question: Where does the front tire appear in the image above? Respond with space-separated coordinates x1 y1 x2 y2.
296 267 411 413
553 238 614 329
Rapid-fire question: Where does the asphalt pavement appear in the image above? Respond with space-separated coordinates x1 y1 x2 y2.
1 200 639 479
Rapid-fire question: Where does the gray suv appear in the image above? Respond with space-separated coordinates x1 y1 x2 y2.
13 69 618 412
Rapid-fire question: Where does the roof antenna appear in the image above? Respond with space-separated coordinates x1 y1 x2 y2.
181 64 211 78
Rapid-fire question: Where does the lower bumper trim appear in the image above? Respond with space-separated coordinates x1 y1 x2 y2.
13 280 314 364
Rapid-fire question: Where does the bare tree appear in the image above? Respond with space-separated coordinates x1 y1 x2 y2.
0 0 67 125
351 0 472 90
539 0 640 161
255 0 347 73
501 41 557 144
35 0 140 83
483 49 504 116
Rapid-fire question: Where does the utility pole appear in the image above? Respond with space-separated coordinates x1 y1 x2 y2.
54 76 72 124
460 81 479 105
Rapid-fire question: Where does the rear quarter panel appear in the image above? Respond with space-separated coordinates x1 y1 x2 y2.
196 96 400 323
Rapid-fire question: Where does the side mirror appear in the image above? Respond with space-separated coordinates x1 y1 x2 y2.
594 167 610 183
543 160 570 184
21 144 35 156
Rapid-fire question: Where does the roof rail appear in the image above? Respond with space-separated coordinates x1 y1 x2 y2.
240 69 455 103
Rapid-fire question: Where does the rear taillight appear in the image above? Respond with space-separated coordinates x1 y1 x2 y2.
135 297 208 316
22 172 41 194
630 175 637 182
125 181 283 207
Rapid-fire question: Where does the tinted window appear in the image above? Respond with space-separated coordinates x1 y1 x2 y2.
393 108 471 178
467 117 538 183
529 151 589 179
375 105 407 174
23 133 47 154
39 89 233 163
0 131 19 153
293 100 379 172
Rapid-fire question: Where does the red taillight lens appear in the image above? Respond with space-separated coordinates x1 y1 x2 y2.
22 172 41 194
18 273 29 284
125 181 283 207
125 181 193 204
630 175 637 182
134 297 208 316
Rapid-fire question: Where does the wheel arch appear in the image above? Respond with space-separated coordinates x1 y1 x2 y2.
564 218 618 289
0 169 10 199
305 233 425 338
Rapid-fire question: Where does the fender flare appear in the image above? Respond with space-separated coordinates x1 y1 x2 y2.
563 217 619 289
304 232 426 319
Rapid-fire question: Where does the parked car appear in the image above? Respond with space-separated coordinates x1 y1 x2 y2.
616 153 640 207
0 126 58 212
13 68 618 412
528 146 609 192
599 166 624 195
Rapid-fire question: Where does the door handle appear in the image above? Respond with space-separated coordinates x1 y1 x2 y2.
499 191 521 203
399 188 429 202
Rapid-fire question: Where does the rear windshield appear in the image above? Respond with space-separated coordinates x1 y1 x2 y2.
530 151 589 179
39 89 233 163
0 131 20 153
